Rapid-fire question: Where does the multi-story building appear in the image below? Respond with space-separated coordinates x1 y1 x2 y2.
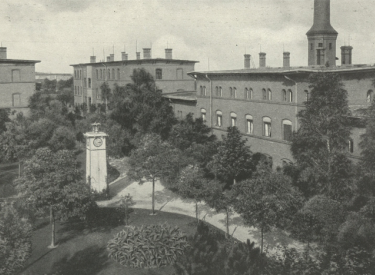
71 48 198 107
169 0 372 167
0 47 40 115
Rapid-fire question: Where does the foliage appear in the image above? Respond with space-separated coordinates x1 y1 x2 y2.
116 194 136 225
107 224 188 268
56 88 74 107
0 119 29 162
208 126 253 187
0 202 32 275
100 81 111 111
0 109 10 135
233 164 303 252
169 113 216 151
291 73 353 200
48 126 76 152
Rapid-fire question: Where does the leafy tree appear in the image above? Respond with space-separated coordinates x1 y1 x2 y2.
56 88 74 107
28 91 52 119
0 202 32 275
208 127 253 187
291 73 353 200
128 134 183 215
14 148 94 248
176 165 212 222
100 81 111 112
233 164 303 253
0 109 10 135
48 126 76 152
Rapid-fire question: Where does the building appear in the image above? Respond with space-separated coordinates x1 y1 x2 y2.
0 47 40 115
71 48 198 107
35 72 72 82
170 0 372 167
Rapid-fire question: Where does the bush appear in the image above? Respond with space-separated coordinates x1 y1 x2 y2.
107 224 188 268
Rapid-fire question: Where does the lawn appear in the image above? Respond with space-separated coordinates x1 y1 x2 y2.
20 207 207 275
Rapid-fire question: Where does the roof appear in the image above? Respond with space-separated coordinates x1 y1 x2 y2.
162 91 196 101
70 58 199 67
188 64 375 77
0 59 40 64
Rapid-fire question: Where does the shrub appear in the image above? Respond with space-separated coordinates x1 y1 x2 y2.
107 224 188 268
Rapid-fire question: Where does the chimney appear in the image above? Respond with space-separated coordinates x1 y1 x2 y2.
106 56 110 62
110 54 114 61
165 48 172 59
283 52 290 68
143 48 151 59
307 0 337 36
341 46 353 66
0 47 7 59
136 52 141 60
259 52 266 68
121 52 128 61
244 54 251 69
90 56 96 63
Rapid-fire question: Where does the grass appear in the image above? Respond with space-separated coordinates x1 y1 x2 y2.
20 207 206 275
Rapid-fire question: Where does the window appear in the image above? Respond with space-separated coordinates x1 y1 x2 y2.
245 88 248 99
246 114 254 134
233 88 237 98
108 69 110 80
203 86 206 96
216 111 222 127
84 77 87 88
12 69 20 82
310 43 313 50
219 86 222 97
74 70 77 79
117 68 120 80
176 68 183 80
367 90 373 103
263 117 271 137
201 108 206 122
282 120 293 141
88 78 91 88
230 112 237 127
282 89 287 101
305 90 309 101
288 89 293 102
230 87 233 98
329 43 332 50
200 86 203 96
12 93 21 107
249 88 253 99
215 86 219 96
74 86 77 95
262 89 267 100
267 89 272 100
156 68 162 79
318 43 323 47
112 69 115 80
100 69 102 79
348 139 354 153
96 70 99 79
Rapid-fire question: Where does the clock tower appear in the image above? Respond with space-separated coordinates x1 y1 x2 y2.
84 123 108 192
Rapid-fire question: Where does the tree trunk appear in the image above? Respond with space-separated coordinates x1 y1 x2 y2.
49 206 57 248
195 201 199 223
226 208 230 239
261 226 264 253
152 178 155 215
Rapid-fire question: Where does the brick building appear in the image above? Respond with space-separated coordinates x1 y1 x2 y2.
170 0 372 167
71 48 198 107
0 47 40 115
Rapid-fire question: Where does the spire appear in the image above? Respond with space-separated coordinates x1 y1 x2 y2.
306 0 337 36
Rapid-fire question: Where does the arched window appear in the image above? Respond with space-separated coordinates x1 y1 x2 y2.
117 68 120 80
230 87 233 98
216 110 223 127
233 87 237 98
230 112 237 127
201 108 207 122
367 90 373 103
262 88 267 100
100 69 102 79
282 119 293 141
245 88 249 99
282 89 287 101
219 86 222 97
268 89 272 100
215 86 219 96
200 86 203 96
348 139 354 153
203 86 206 96
12 93 21 107
156 68 162 79
112 68 115 80
249 88 253 99
288 89 293 102
305 90 309 102
246 114 254 134
263 117 271 137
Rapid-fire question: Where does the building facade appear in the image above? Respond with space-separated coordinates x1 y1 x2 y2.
71 48 197 107
0 47 40 115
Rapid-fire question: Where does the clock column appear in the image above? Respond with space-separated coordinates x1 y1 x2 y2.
84 123 108 192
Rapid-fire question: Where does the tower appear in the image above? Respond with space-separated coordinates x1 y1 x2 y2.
84 123 108 192
306 0 338 66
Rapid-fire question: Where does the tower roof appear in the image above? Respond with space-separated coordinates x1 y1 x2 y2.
306 0 338 36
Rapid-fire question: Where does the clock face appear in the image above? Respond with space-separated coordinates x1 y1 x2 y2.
93 137 103 147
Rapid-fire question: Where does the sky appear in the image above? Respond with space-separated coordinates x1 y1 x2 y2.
1 0 374 73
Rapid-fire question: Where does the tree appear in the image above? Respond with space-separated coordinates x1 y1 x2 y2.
208 126 253 187
233 164 303 253
169 113 216 151
176 165 212 222
14 148 94 248
56 88 74 107
100 81 111 112
128 134 183 215
291 73 353 200
0 202 32 275
0 109 10 135
48 126 76 152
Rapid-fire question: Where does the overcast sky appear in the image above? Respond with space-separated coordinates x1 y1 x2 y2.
1 0 374 73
